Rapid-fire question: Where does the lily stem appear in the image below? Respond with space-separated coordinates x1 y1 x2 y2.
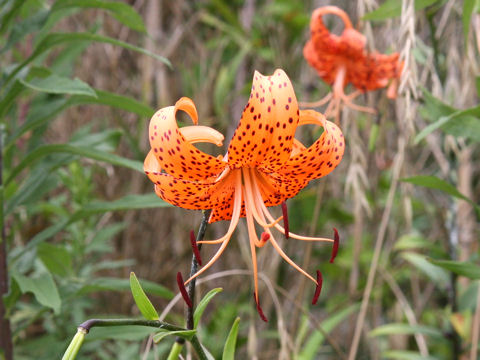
171 209 211 358
167 342 184 360
186 209 211 330
62 318 208 360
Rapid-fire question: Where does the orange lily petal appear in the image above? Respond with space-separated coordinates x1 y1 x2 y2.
148 97 225 181
227 69 299 171
278 110 345 183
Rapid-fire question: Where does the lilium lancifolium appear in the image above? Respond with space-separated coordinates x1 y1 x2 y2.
144 69 345 320
303 6 403 121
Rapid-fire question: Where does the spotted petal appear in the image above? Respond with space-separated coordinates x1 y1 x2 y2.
278 110 345 182
148 97 225 181
227 69 300 172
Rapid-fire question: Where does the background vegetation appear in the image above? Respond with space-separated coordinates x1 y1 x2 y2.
0 0 479 359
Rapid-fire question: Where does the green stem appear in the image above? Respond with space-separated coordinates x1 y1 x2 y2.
78 318 184 332
166 342 184 360
61 318 209 360
62 328 86 360
186 209 211 330
190 335 209 360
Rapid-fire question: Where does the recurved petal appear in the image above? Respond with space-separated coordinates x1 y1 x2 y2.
227 69 299 171
148 97 225 181
278 110 345 183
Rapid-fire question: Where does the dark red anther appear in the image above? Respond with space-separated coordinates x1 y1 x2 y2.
176 272 193 308
190 230 202 266
281 201 289 239
253 292 268 322
261 232 270 243
329 228 339 263
311 270 323 305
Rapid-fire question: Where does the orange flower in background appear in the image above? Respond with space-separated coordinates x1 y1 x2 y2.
144 69 344 319
303 6 403 121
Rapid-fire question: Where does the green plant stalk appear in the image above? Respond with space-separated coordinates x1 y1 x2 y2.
61 328 86 360
0 124 13 360
61 319 208 360
166 342 184 360
186 209 211 330
171 209 211 358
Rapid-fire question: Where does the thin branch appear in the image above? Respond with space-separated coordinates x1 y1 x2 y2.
348 137 405 360
380 269 429 357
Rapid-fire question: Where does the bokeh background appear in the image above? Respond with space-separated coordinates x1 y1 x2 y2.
1 0 479 359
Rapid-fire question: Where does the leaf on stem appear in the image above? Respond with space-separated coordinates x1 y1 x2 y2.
129 272 159 320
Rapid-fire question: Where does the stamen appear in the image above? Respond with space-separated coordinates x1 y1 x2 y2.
244 189 263 248
184 171 242 285
176 272 193 308
329 228 339 263
261 232 270 243
249 227 260 313
190 230 202 266
250 177 332 243
298 93 332 108
312 270 323 305
243 168 282 228
341 95 376 114
281 202 289 239
268 233 317 284
253 292 268 322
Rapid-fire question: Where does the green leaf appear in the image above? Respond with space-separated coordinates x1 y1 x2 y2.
22 194 170 253
79 277 174 299
415 104 480 143
0 10 49 54
5 32 170 85
370 323 443 338
12 271 61 313
52 0 146 33
429 259 480 279
193 288 223 328
20 74 97 97
37 243 72 277
401 252 449 287
299 304 360 360
382 350 439 360
130 272 159 320
222 317 240 360
72 89 154 117
363 0 439 21
152 329 196 343
6 90 154 149
6 144 143 185
401 175 477 208
394 233 433 251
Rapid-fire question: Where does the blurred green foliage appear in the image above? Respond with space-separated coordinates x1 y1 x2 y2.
0 0 479 359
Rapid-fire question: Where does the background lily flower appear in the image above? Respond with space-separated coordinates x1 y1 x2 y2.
303 6 403 121
144 69 345 317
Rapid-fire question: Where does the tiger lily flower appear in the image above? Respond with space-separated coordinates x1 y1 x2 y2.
144 69 345 318
303 6 403 122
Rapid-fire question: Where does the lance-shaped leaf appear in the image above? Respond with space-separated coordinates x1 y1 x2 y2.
129 272 159 320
